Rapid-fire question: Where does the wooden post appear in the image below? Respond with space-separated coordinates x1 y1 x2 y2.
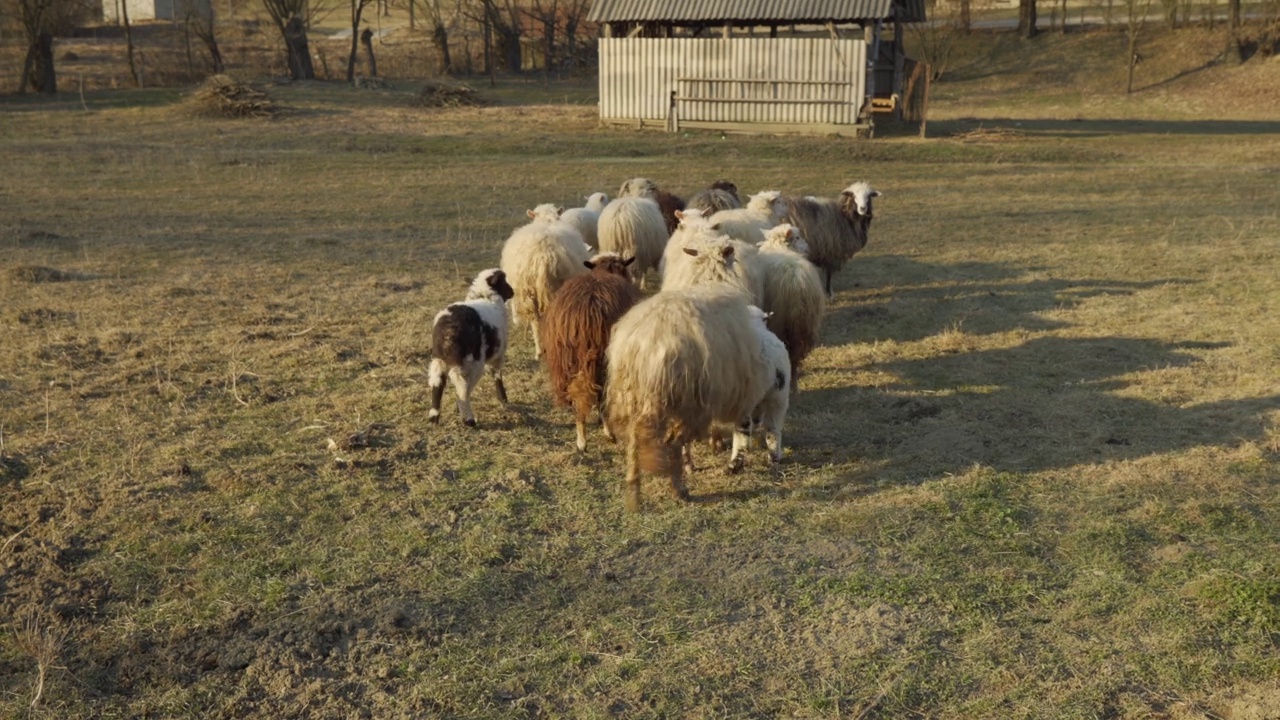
919 68 930 139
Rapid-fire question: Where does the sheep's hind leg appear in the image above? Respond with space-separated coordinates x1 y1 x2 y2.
427 359 446 424
624 428 642 512
669 442 690 502
451 365 478 427
488 364 509 405
728 419 751 473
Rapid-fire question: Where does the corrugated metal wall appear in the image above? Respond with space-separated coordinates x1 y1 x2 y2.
599 37 867 128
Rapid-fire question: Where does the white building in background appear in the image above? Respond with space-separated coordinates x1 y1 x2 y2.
103 0 210 23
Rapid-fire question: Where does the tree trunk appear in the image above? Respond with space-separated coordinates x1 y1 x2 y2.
1060 0 1068 32
960 0 972 33
284 15 315 79
204 31 225 72
1019 0 1039 38
432 21 452 74
1225 0 1243 62
25 33 57 94
361 28 377 76
122 0 141 86
1126 30 1139 92
346 0 367 82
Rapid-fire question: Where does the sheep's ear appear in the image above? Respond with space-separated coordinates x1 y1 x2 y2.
557 206 565 215
623 256 636 266
710 223 721 232
584 260 595 269
682 247 699 257
720 245 735 259
674 210 684 220
871 190 882 198
526 209 536 219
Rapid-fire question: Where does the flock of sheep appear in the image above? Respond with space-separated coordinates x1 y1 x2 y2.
427 177 880 511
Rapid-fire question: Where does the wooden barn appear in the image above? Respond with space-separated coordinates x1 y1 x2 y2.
588 0 927 137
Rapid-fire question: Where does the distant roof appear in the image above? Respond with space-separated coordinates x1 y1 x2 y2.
587 0 926 24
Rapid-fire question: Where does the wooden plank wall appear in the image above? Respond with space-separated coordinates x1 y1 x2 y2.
599 37 867 127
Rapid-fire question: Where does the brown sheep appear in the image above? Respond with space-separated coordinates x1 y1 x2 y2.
540 253 642 452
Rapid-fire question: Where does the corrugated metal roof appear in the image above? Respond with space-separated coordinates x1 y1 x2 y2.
587 0 924 23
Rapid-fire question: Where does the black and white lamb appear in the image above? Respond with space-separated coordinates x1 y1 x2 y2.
428 268 516 427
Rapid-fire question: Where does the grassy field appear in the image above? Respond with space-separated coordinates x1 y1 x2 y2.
2 33 1279 718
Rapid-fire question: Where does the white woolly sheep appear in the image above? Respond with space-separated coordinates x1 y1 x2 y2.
606 285 773 511
707 190 789 244
500 210 591 357
729 305 791 469
754 224 826 390
597 196 668 288
660 226 764 307
783 181 881 296
428 269 515 427
560 193 609 251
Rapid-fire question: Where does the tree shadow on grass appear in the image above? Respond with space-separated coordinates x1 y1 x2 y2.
787 335 1278 499
824 255 1194 345
927 117 1280 138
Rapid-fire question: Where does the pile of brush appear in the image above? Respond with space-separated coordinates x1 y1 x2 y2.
413 82 486 108
185 74 277 118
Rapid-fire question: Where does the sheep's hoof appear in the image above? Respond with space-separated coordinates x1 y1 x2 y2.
727 457 745 474
428 414 440 425
464 418 477 428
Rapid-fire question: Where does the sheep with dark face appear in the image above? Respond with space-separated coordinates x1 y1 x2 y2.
618 177 686 235
783 181 881 296
428 269 515 427
687 180 742 215
540 252 642 452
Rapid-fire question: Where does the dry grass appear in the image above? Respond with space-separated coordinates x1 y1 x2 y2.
0 30 1278 719
412 80 488 108
183 74 277 118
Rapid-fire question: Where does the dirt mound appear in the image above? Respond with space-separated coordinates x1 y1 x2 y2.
185 74 277 118
412 81 487 108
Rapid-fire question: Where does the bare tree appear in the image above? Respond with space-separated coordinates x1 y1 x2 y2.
346 0 373 81
523 0 557 77
417 0 458 74
908 0 962 80
1225 0 1243 63
1018 0 1038 38
185 0 225 73
560 0 589 66
261 0 315 79
464 0 523 72
120 0 141 85
7 0 90 93
1125 0 1152 93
